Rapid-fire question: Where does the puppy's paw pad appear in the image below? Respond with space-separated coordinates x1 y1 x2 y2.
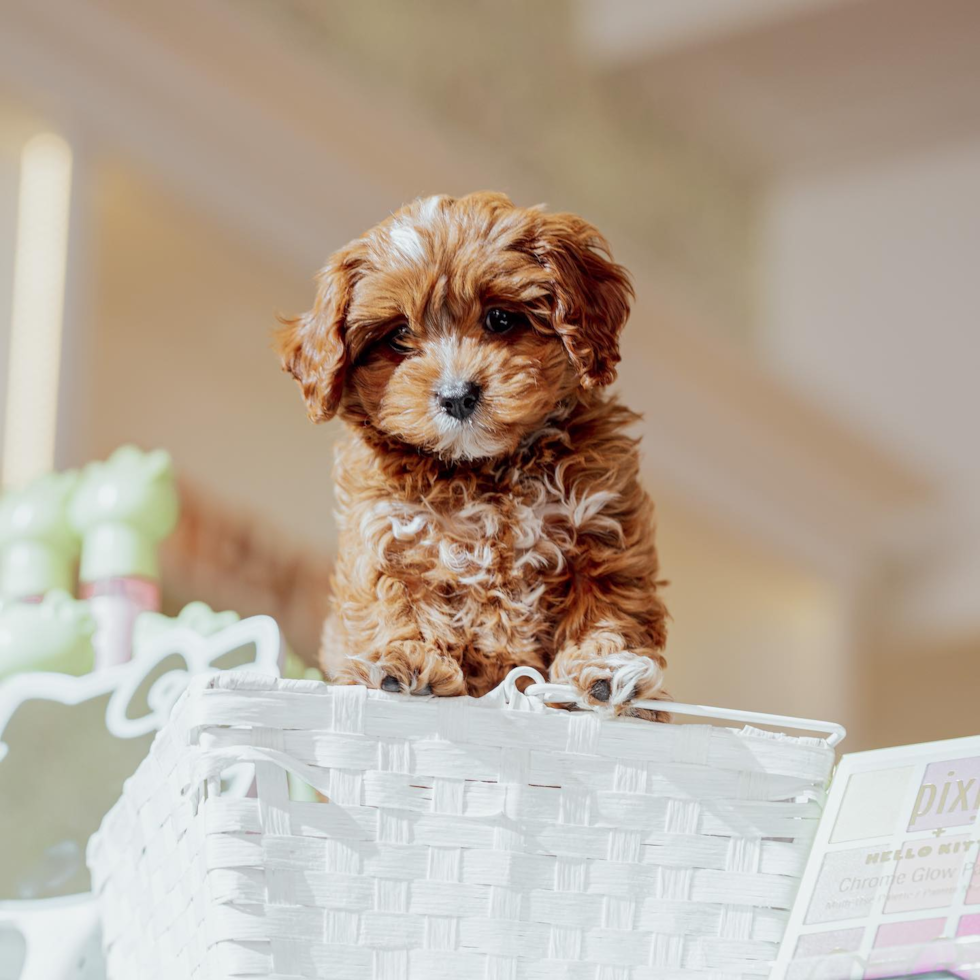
560 651 666 717
590 679 611 703
359 642 466 697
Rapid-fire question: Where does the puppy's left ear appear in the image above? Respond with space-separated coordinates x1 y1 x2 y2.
275 246 361 423
530 212 634 389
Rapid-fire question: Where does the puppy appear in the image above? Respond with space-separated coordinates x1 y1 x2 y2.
277 192 669 717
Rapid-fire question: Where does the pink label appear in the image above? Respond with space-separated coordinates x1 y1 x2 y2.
79 576 160 609
82 577 160 669
958 912 980 936
874 917 944 947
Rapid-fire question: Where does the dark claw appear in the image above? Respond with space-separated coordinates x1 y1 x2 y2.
380 675 401 693
413 684 432 696
590 679 611 702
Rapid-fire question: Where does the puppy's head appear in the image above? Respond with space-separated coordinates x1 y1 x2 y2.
277 192 632 461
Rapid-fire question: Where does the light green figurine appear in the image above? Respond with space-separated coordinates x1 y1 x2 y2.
0 590 96 679
132 601 242 653
68 446 180 668
134 601 323 680
0 471 81 601
69 446 179 587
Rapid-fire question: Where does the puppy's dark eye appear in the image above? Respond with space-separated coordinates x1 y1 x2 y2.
484 308 526 335
386 325 414 355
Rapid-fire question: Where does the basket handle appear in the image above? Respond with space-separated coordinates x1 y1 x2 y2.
494 667 846 747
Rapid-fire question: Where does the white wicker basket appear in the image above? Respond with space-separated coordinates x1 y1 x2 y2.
87 670 841 979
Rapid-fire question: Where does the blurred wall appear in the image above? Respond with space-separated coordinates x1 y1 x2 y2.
764 137 980 513
655 494 847 721
763 135 980 747
73 163 339 553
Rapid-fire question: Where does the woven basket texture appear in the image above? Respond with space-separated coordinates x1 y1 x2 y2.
87 672 835 980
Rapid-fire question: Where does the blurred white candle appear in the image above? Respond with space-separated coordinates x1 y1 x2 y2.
2 132 73 489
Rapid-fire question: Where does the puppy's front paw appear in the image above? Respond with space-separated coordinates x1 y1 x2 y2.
556 649 670 721
342 641 467 697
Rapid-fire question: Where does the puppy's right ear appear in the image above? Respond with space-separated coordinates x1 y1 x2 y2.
276 247 361 423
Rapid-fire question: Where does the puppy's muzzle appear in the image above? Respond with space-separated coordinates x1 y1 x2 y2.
439 381 481 421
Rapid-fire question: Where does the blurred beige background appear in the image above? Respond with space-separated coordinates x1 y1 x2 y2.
1 0 978 750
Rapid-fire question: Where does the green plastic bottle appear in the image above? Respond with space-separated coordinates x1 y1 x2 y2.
68 446 179 668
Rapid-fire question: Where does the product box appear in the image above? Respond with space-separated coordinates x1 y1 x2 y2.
775 735 980 979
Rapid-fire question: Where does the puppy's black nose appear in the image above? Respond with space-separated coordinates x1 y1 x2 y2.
440 382 481 420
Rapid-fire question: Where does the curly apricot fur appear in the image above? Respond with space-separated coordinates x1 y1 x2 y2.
278 192 669 717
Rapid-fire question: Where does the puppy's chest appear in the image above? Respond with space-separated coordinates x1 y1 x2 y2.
361 477 572 594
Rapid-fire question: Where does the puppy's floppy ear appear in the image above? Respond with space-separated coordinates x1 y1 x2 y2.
529 212 633 389
275 246 361 423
